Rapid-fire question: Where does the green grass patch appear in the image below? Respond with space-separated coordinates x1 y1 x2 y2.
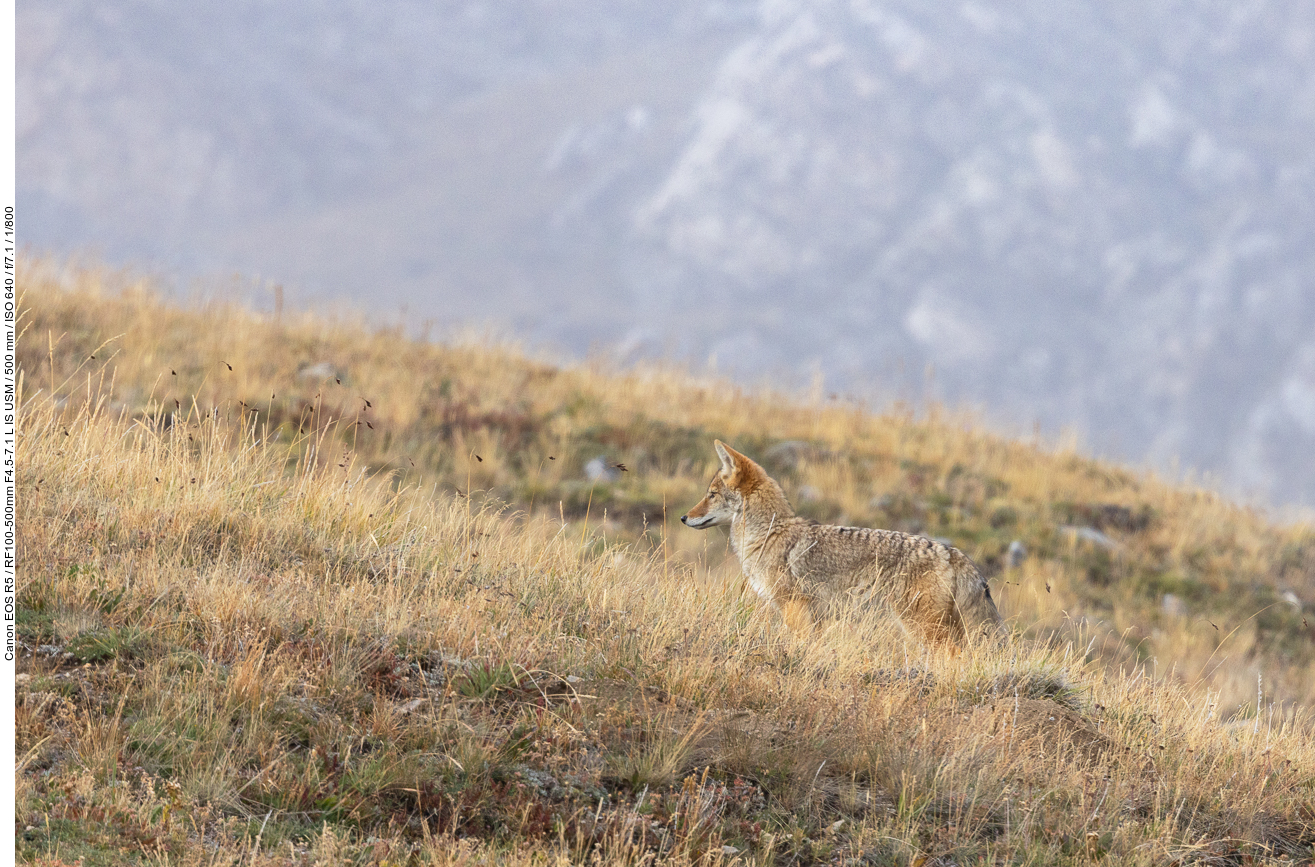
66 627 152 664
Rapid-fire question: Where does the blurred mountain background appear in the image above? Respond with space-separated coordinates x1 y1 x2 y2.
17 0 1315 506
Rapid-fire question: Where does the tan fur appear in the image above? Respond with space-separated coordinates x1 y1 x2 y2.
682 440 1003 647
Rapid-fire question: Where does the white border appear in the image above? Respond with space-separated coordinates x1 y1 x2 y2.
3 0 17 859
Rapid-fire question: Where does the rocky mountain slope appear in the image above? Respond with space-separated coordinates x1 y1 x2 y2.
18 0 1315 504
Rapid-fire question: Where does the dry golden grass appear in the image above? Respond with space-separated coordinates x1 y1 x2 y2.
16 256 1315 864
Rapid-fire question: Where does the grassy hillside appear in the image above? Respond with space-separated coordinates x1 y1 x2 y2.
15 257 1315 865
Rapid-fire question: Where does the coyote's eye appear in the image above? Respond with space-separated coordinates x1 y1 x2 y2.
707 490 717 499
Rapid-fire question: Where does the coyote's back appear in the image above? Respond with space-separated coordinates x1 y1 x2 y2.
789 522 1003 644
682 439 1002 646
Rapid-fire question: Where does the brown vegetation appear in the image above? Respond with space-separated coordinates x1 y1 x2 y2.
16 256 1315 864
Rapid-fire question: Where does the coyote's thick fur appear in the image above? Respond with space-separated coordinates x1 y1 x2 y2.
681 440 1002 646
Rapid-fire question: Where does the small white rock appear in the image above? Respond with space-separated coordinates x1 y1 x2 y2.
1006 540 1027 568
1062 525 1119 550
297 361 342 381
585 457 621 483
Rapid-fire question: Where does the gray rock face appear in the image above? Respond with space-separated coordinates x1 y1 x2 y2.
18 0 1315 506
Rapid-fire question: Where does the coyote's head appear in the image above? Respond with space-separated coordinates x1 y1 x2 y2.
681 440 755 529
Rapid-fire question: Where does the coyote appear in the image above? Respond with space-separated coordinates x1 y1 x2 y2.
681 440 1002 646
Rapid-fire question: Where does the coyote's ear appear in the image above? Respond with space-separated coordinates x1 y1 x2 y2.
714 440 741 476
